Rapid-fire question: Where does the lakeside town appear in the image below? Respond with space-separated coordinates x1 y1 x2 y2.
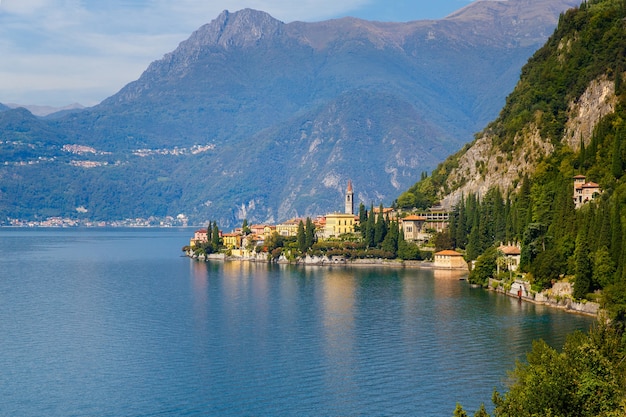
185 178 602 317
187 180 482 270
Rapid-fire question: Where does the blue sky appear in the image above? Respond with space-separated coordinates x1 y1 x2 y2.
0 0 476 106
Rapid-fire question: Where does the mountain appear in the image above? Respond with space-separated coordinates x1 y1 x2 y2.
399 0 626 311
415 2 626 412
400 0 623 210
5 103 85 117
0 0 580 227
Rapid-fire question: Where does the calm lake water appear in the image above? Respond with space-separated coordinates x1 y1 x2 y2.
0 228 595 416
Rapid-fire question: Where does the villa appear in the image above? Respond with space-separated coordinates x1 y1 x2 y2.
573 175 601 208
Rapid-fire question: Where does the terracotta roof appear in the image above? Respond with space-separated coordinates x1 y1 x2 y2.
573 174 586 179
435 250 463 256
581 182 600 188
347 180 353 192
403 215 427 221
499 246 521 255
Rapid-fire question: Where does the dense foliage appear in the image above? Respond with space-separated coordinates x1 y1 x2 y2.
439 1 626 414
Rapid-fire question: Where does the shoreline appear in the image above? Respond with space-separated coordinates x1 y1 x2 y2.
487 279 600 317
187 252 599 318
187 251 469 272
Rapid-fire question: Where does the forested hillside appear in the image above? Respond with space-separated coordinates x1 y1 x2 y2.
401 0 626 318
399 1 626 414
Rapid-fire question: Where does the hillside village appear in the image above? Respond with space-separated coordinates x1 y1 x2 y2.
186 180 466 268
186 173 601 290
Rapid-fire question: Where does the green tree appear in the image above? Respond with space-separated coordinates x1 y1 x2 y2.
211 223 220 248
366 203 376 247
433 229 454 252
473 404 490 417
453 403 469 417
592 246 616 288
206 221 213 243
358 203 367 232
297 220 307 253
468 246 498 286
374 204 387 246
574 228 593 299
305 217 316 249
381 219 399 256
492 324 626 417
397 230 421 260
242 218 251 235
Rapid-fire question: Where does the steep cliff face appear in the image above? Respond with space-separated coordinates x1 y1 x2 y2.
440 75 618 208
410 0 626 210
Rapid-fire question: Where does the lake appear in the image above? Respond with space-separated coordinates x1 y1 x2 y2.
0 228 595 416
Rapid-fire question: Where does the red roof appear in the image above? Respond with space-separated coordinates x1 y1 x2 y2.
435 250 463 257
403 215 427 221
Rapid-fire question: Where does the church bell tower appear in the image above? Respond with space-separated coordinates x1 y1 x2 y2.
345 180 354 215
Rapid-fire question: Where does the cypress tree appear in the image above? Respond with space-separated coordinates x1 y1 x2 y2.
366 203 375 248
374 204 387 246
297 220 306 253
212 223 220 248
466 213 481 261
358 203 367 231
381 219 399 256
574 227 592 300
611 128 623 179
305 217 316 249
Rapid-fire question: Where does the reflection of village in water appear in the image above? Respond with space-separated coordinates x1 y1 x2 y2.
188 181 476 270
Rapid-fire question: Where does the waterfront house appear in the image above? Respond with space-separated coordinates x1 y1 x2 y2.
498 244 521 272
433 250 467 269
190 228 208 247
222 233 242 249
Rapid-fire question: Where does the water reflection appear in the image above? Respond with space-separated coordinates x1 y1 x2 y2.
319 268 357 407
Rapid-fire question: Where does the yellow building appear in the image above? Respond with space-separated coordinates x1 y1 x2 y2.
276 219 302 237
323 213 357 238
222 233 242 249
433 250 467 269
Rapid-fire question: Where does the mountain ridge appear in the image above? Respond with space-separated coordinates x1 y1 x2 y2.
0 0 581 227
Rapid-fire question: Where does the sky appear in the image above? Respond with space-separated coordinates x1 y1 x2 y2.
0 0 476 107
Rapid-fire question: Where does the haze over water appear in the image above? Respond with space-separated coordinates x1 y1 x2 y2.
0 228 594 416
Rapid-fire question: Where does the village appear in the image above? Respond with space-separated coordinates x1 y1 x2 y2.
186 180 520 270
186 175 601 276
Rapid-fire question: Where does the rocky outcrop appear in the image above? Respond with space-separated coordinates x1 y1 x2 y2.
562 75 618 151
440 74 617 209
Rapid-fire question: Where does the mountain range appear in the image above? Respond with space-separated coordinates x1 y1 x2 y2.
0 0 580 227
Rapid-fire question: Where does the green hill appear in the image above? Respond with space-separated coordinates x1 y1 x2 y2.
410 1 626 414
400 0 626 317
